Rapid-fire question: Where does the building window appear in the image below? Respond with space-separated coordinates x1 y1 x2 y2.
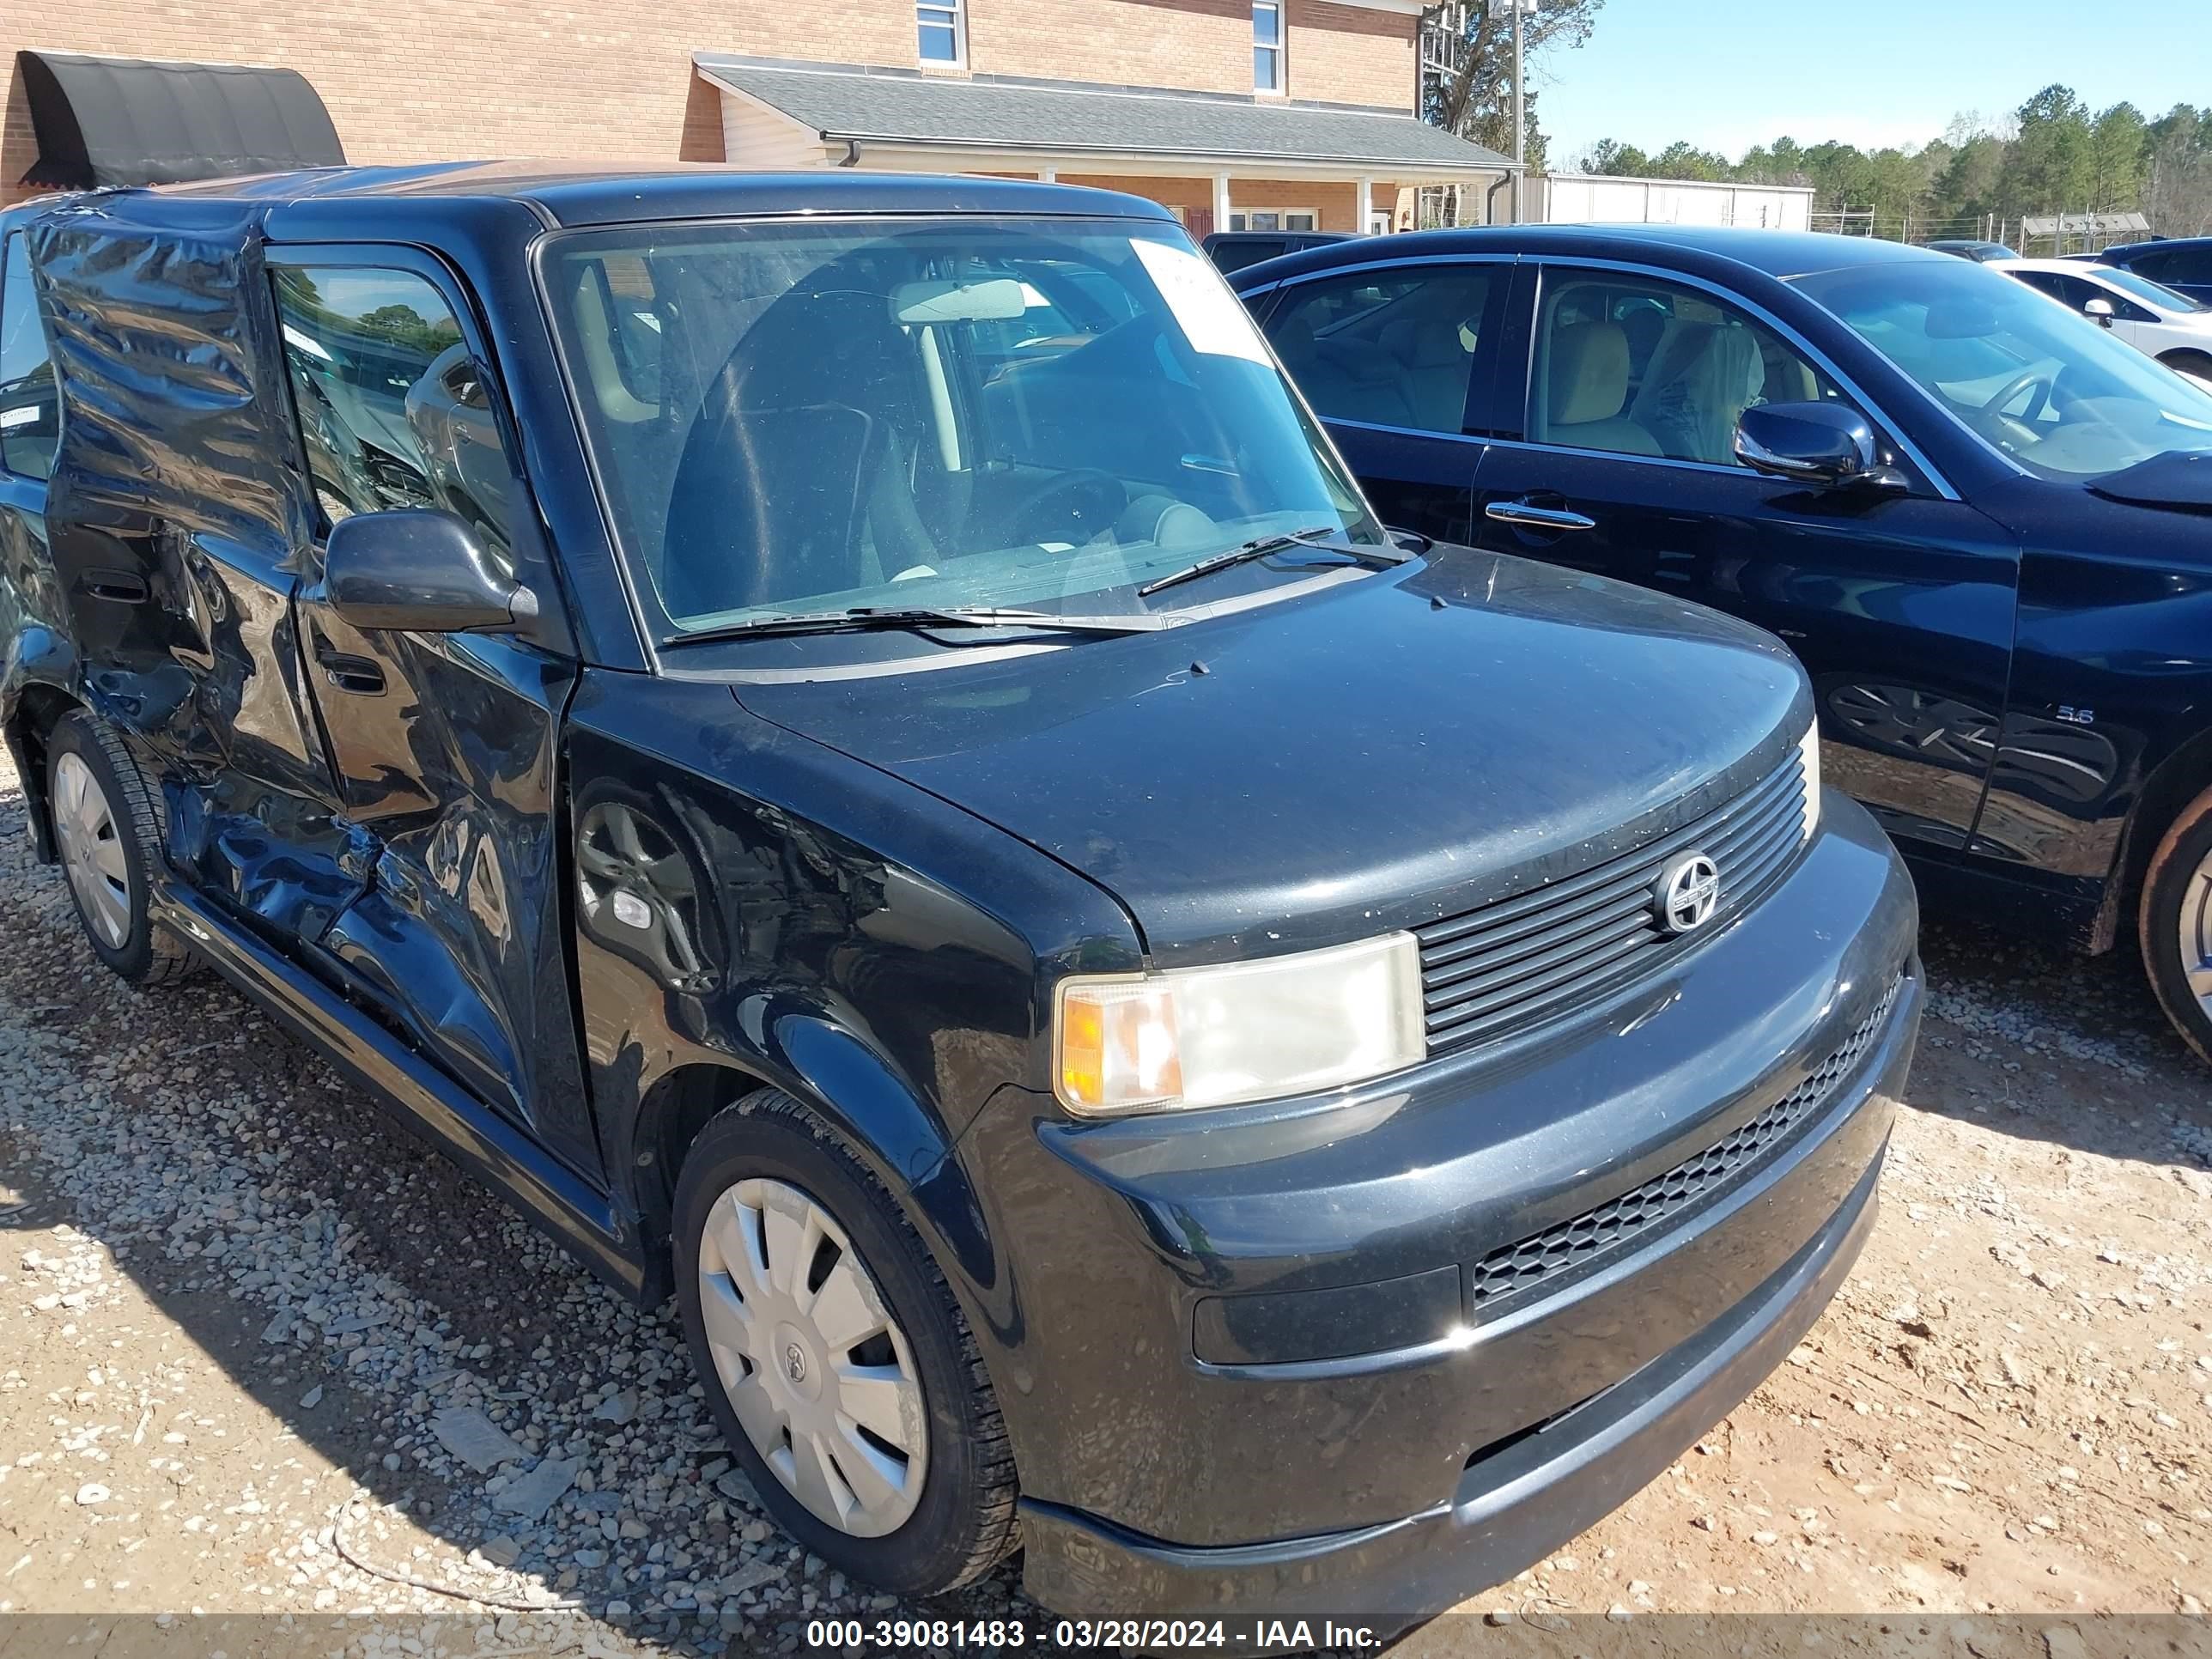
1230 210 1316 232
1253 2 1283 92
919 0 964 64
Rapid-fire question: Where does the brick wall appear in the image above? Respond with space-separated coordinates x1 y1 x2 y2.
4 0 911 199
967 0 1412 110
5 1 1417 201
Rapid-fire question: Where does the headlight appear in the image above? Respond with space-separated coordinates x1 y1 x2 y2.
1054 933 1426 1115
1800 716 1822 842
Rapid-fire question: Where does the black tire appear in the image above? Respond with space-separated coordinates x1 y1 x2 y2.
46 712 198 988
2160 350 2212 386
2140 781 2212 1066
673 1089 1018 1595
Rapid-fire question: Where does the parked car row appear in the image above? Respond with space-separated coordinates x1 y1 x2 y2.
21 164 2204 1631
1997 257 2212 389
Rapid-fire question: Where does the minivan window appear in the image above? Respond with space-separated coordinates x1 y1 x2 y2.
0 233 60 481
545 218 1383 636
271 264 517 550
1797 260 2212 481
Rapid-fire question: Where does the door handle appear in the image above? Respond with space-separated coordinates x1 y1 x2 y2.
1486 498 1597 532
313 639 386 696
79 568 150 604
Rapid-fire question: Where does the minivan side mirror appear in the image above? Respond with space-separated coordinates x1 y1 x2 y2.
323 509 538 633
2083 295 2117 326
1735 402 1910 495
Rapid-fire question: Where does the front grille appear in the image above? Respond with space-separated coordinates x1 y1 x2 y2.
1416 748 1808 1055
1467 972 1905 1311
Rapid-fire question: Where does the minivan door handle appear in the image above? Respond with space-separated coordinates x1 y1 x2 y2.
1485 499 1597 532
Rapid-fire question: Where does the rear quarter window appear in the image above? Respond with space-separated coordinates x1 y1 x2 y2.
0 232 61 481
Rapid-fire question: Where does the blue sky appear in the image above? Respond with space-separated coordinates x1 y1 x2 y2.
1537 0 2212 166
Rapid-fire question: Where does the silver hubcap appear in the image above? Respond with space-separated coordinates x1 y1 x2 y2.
53 753 131 951
2178 849 2212 1017
696 1178 927 1537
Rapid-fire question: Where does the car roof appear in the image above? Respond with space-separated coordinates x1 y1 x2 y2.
21 161 1175 230
1224 222 1948 288
2106 236 2212 257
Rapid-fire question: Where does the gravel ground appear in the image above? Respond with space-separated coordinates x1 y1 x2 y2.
3 744 2210 1657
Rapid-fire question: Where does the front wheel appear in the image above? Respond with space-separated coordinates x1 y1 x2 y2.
2140 782 2212 1066
673 1091 1018 1595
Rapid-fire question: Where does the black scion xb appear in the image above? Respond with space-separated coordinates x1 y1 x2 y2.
0 167 1918 1622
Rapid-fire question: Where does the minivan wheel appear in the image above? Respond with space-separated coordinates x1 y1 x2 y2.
46 713 197 987
2140 781 2212 1066
673 1091 1018 1594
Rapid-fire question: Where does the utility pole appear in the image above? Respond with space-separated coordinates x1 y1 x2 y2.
1510 0 1526 223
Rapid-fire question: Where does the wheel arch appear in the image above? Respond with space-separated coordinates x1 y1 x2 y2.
2102 721 2212 952
624 1023 996 1313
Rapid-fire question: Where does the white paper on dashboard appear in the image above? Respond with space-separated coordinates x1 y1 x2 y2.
1131 239 1273 365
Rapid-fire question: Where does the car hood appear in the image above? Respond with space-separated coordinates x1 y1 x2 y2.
2087 449 2212 514
730 552 1811 969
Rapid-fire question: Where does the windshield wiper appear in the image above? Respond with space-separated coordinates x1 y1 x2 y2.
1136 526 1411 599
664 605 1176 647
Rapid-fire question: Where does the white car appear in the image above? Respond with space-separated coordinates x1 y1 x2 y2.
2000 258 2212 391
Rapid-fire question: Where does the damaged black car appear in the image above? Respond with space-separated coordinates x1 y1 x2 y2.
0 165 1918 1622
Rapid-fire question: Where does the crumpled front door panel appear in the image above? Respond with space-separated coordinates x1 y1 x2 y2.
295 616 596 1179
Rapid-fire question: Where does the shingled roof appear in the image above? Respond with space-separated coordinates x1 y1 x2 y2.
695 56 1516 173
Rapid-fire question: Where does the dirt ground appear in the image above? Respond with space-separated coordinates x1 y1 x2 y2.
2 744 2209 1657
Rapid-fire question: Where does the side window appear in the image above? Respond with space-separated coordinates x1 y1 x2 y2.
1529 269 1849 467
2144 247 2211 287
0 234 61 482
1266 265 1497 435
270 263 516 551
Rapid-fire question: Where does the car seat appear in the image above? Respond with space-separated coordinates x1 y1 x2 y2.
1537 321 1660 455
659 289 938 619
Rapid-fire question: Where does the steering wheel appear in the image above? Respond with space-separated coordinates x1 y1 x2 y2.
1004 469 1127 547
1979 368 2055 422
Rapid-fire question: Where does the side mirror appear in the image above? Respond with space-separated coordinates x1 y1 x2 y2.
2083 295 2117 326
1735 402 1910 495
323 509 538 633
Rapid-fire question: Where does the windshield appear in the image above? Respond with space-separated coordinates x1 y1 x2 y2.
1794 259 2212 481
543 216 1383 641
2099 266 2209 314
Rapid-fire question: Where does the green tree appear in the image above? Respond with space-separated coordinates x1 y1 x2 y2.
2088 101 2148 210
1998 84 2096 222
1577 137 1649 175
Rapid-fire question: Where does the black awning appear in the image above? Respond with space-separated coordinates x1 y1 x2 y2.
16 49 345 191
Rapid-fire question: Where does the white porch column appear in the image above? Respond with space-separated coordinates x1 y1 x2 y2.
1038 167 1057 183
1356 174 1372 233
1212 170 1232 232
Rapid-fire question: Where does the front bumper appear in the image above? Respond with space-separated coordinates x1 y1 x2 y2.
1019 1112 1891 1620
957 797 1918 1620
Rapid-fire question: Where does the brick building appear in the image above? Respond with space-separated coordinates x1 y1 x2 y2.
4 2 1513 229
